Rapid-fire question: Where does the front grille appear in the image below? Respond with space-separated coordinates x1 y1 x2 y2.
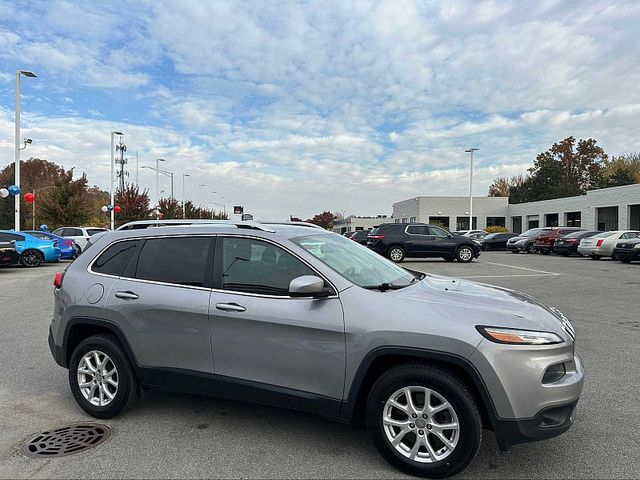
562 319 576 340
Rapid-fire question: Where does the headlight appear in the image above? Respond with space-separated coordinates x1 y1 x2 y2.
476 326 564 345
515 239 527 244
634 244 640 249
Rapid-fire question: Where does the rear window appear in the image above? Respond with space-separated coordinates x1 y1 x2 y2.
134 237 211 287
87 228 107 236
92 240 138 277
592 232 615 238
368 227 379 235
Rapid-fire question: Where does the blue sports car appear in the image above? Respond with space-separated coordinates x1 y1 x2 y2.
23 230 77 260
0 230 62 267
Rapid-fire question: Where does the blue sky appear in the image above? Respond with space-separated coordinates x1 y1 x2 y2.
1 0 639 219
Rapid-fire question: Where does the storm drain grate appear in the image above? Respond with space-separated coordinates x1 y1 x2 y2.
21 424 111 458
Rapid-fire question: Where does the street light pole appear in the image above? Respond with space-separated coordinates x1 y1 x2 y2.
15 70 37 231
156 158 166 219
465 148 479 230
182 174 190 219
110 131 123 229
198 184 206 219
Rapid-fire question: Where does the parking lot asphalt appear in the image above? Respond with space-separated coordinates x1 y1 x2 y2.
1 252 639 479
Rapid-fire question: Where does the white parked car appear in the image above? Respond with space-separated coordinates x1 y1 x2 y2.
51 227 108 253
577 230 640 259
455 229 488 239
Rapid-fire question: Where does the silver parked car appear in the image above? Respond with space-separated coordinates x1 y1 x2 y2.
48 222 584 478
578 230 640 259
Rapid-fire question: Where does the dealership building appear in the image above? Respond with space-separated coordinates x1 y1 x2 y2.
391 183 640 233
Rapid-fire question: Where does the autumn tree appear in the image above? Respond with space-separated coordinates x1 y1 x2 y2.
86 186 110 228
115 183 153 226
603 152 640 187
306 211 337 229
488 177 511 197
158 197 183 219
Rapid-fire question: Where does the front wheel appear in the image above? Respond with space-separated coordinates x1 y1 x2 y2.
68 334 139 419
20 249 43 267
619 258 631 264
387 246 405 263
526 243 536 254
590 255 601 260
366 365 482 478
456 246 474 263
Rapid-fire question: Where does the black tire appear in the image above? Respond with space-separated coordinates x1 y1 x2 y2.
366 364 482 478
619 258 631 264
456 246 474 263
526 243 535 254
541 250 549 255
387 246 405 263
510 250 519 254
75 244 82 255
443 256 455 262
68 334 139 419
560 252 570 257
20 249 43 268
589 255 600 260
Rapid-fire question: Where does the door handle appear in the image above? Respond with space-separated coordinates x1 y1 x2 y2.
215 302 246 312
115 291 139 300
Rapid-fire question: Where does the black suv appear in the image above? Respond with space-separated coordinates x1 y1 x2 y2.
366 223 481 263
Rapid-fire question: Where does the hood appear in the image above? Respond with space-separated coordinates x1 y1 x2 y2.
617 238 640 247
388 274 571 337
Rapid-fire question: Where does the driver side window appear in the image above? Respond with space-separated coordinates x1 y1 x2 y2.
428 226 450 237
221 237 315 296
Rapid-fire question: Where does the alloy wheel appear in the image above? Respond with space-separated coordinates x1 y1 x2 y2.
382 386 460 463
389 248 404 262
22 251 42 267
77 350 119 407
458 247 473 262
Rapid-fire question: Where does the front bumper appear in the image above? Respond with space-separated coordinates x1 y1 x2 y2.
507 242 527 252
492 400 579 450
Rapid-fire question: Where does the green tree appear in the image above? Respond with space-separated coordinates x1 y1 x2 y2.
603 152 640 187
38 170 91 229
115 183 152 226
488 177 511 197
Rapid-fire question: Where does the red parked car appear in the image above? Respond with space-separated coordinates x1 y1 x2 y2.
533 227 584 254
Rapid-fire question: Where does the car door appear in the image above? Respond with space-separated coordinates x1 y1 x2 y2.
102 235 215 391
404 225 431 256
210 235 345 411
427 225 457 254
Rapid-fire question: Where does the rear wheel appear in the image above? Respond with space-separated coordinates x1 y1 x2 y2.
366 365 481 478
68 334 139 419
456 246 474 263
20 249 43 268
619 258 631 263
589 255 601 260
526 243 535 254
541 250 550 255
387 246 405 263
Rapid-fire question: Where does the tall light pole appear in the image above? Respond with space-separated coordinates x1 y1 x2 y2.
156 158 166 218
110 131 123 229
465 148 479 230
182 174 190 218
198 184 206 219
15 70 37 231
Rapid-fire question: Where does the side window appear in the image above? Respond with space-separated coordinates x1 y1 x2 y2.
0 233 22 241
135 237 211 287
406 225 428 235
92 240 139 277
428 226 450 237
73 228 84 236
221 237 315 296
52 228 64 236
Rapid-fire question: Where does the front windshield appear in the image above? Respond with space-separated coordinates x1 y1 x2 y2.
521 228 547 237
291 233 417 288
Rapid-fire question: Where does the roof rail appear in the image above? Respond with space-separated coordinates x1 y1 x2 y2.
262 221 325 230
116 219 276 233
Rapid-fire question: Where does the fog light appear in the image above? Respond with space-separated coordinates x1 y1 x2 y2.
542 363 566 384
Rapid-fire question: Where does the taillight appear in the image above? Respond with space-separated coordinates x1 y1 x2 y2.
596 239 604 247
369 235 385 240
64 240 73 246
54 271 65 289
566 239 577 243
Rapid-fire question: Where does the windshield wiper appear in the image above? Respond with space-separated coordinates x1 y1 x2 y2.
362 283 407 291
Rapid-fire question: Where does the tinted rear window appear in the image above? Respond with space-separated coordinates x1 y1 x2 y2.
87 228 107 236
92 240 138 277
134 237 211 287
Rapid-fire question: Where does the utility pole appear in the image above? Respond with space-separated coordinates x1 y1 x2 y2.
110 131 123 230
15 70 37 230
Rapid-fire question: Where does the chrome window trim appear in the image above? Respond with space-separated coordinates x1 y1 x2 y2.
404 225 431 236
87 232 340 298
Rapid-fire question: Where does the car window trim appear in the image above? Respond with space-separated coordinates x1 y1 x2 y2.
87 234 215 291
404 225 430 236
213 233 338 299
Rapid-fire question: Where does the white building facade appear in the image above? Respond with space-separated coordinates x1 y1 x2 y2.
392 183 640 233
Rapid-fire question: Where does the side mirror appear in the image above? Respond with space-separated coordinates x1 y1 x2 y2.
447 233 453 238
289 275 332 298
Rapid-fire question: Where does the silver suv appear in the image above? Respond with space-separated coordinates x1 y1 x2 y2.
49 222 584 478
